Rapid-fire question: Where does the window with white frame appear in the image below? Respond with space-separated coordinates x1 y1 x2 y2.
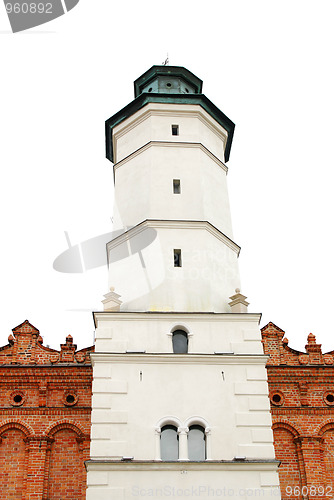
172 329 188 353
188 425 206 461
157 418 210 461
160 425 179 461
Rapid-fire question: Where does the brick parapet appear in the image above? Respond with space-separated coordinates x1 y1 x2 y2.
262 322 334 499
0 320 94 500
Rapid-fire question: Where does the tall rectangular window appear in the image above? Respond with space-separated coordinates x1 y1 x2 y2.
171 125 179 136
173 179 181 194
174 249 182 267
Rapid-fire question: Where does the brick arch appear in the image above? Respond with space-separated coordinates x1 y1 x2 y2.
45 420 87 439
317 421 334 486
0 421 30 498
46 421 87 500
0 419 34 438
272 421 303 498
272 420 301 438
315 420 334 437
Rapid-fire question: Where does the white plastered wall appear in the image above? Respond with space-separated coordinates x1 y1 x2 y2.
107 223 240 312
113 142 234 238
112 103 228 164
87 313 280 499
91 313 274 461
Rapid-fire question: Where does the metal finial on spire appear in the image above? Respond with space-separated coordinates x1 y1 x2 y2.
162 54 169 66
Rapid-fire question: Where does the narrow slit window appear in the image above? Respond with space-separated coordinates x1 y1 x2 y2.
174 249 182 267
171 124 179 136
173 179 181 194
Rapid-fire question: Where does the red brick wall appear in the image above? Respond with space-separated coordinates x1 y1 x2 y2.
272 426 302 499
0 427 26 499
262 322 334 500
0 320 93 500
323 427 334 486
48 429 84 499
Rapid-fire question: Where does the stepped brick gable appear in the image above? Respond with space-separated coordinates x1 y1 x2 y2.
262 322 334 499
0 320 94 500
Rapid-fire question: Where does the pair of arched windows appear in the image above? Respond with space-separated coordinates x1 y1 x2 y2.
172 329 188 353
160 424 206 461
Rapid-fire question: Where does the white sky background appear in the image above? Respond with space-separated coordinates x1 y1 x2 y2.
1 1 334 351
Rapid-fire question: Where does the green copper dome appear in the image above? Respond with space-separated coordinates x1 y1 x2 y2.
134 65 203 97
106 65 235 163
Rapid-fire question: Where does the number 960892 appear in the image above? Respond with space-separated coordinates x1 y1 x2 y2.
5 2 53 14
286 485 333 497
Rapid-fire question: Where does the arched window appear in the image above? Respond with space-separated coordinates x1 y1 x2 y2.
172 330 188 353
188 425 206 461
160 425 179 461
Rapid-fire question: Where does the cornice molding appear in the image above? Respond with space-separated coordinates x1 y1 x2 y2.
113 140 228 176
106 219 240 258
86 459 279 472
272 407 334 415
106 94 235 163
90 352 267 365
0 407 91 414
94 311 261 325
0 364 92 370
113 104 228 149
268 368 334 377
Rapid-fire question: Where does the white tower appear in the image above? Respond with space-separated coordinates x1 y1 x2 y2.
87 66 281 499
